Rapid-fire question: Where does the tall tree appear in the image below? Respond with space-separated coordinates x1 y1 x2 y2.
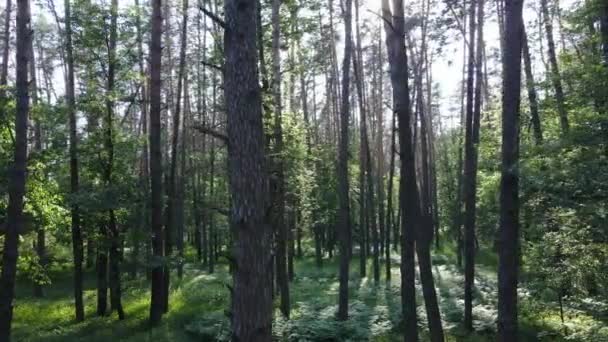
224 0 273 338
336 0 353 321
382 0 420 338
0 0 30 338
271 0 290 318
105 0 124 319
540 0 569 133
27 0 45 299
149 0 165 326
64 0 85 322
497 0 524 339
522 25 543 145
463 0 480 330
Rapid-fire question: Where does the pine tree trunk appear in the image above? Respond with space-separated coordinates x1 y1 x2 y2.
463 0 479 330
382 0 420 338
497 0 523 339
271 0 290 318
0 0 29 337
224 0 273 338
149 0 165 326
27 0 45 298
540 0 569 133
105 0 124 320
336 0 353 321
64 0 85 322
522 25 543 145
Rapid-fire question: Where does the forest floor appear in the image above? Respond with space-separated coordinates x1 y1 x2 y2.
10 247 608 341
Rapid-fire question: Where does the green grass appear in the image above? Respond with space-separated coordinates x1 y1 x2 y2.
10 250 608 341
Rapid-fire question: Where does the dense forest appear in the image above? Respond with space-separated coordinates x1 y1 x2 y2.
0 0 606 340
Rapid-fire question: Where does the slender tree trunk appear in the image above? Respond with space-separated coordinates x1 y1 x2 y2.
540 0 569 133
522 25 542 145
385 102 396 281
105 0 124 320
463 0 479 330
27 0 45 298
225 0 273 338
497 0 523 339
64 0 85 322
149 0 165 326
336 0 353 321
0 0 11 131
0 0 29 337
271 0 290 318
382 0 420 338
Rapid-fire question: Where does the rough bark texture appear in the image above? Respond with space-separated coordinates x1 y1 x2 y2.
64 0 85 322
149 0 164 326
0 0 29 338
336 0 353 321
224 0 273 338
382 0 419 338
497 0 523 340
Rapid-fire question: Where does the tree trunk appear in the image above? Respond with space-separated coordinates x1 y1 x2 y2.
540 0 569 133
336 0 353 321
27 0 45 298
0 0 29 337
463 0 479 330
224 0 273 338
105 0 124 320
64 0 85 322
271 0 290 318
385 104 396 281
522 25 543 145
497 0 523 339
149 0 165 326
382 0 420 338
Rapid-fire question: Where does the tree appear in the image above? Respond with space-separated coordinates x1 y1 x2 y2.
540 0 569 133
497 0 524 339
149 0 164 326
105 0 124 319
64 0 85 322
271 0 290 319
0 0 30 338
382 0 420 338
336 0 353 321
224 0 273 338
522 25 543 145
463 0 484 331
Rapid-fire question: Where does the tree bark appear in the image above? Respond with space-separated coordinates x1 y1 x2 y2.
540 0 569 133
64 0 85 322
336 0 353 321
497 0 523 339
463 0 479 330
382 0 420 338
224 0 273 338
105 0 124 320
271 0 290 318
0 0 29 337
149 0 165 326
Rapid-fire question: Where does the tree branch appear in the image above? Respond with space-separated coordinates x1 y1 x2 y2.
201 60 224 72
192 124 229 144
199 6 226 30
